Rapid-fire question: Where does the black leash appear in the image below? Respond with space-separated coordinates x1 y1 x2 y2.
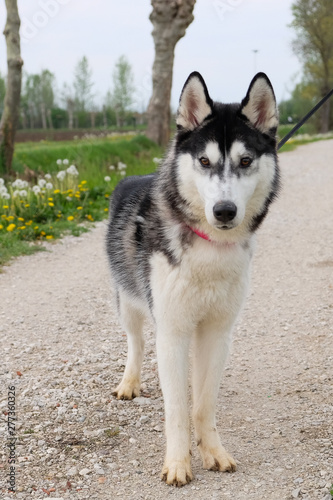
277 88 333 150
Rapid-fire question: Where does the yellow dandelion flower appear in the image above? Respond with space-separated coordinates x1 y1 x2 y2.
48 197 53 201
86 214 94 221
26 220 33 226
53 189 60 194
0 224 3 229
77 206 83 210
19 226 26 230
67 216 74 221
7 223 16 232
25 204 30 208
18 217 24 221
105 194 109 198
104 208 108 212
8 216 14 221
41 231 46 236
48 202 54 207
46 235 54 240
81 180 87 185
1 214 6 219
3 205 9 209
34 226 39 230
75 193 80 198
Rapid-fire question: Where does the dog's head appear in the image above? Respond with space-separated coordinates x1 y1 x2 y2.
174 72 280 237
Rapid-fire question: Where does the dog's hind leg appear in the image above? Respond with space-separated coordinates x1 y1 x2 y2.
192 319 236 473
112 291 145 400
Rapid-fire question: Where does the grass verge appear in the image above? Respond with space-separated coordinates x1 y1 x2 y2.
0 134 162 267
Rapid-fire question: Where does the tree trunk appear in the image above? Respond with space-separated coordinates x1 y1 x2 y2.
0 0 23 176
67 98 74 129
103 105 107 128
40 102 47 129
29 102 34 129
47 108 53 129
21 109 27 129
146 0 196 146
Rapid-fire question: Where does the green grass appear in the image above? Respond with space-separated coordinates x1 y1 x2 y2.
0 134 162 267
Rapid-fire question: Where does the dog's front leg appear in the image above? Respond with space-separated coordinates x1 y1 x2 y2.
192 319 236 473
156 325 193 486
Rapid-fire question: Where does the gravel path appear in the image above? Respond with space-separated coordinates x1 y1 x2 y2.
1 140 333 500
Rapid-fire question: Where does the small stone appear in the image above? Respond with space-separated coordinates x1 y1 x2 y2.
129 437 137 444
133 397 150 405
93 463 105 475
292 488 300 498
67 467 78 476
37 440 45 446
79 468 92 476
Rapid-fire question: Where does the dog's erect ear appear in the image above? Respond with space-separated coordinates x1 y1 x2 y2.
176 72 213 130
240 73 278 135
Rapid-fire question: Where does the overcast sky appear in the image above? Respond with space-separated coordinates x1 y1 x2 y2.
0 0 302 110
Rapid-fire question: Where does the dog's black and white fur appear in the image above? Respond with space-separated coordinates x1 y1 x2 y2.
106 72 280 486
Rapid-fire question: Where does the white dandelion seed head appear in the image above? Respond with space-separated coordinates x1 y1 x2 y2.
0 178 5 186
67 165 79 176
109 165 115 171
56 159 62 165
19 190 28 197
118 162 127 170
32 185 41 195
45 173 52 180
66 196 72 201
13 190 20 197
2 192 10 199
57 170 66 181
63 159 69 165
38 179 47 188
45 182 53 190
104 176 111 182
120 171 126 177
12 179 24 189
153 157 162 165
0 186 8 195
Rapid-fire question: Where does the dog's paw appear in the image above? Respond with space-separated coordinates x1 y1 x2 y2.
199 445 236 472
161 457 193 487
112 377 140 400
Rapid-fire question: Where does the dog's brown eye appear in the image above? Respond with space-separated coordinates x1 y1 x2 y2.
240 157 252 168
200 157 210 167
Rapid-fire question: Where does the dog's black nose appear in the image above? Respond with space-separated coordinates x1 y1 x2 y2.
213 202 237 223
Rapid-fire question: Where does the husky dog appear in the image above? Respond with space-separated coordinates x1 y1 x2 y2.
106 72 280 486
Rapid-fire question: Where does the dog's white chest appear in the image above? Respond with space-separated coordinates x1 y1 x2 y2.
150 239 253 325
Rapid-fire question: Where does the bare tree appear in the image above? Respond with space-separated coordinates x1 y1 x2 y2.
0 0 23 176
146 0 196 146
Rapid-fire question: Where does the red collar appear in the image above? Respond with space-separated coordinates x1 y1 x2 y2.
187 225 237 248
188 226 211 241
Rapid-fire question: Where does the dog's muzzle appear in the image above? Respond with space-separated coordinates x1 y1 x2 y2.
213 202 237 225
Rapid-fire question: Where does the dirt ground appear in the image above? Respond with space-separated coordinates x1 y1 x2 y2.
0 140 332 500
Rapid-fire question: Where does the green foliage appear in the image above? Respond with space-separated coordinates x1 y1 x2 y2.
111 55 135 127
290 0 333 131
73 56 94 113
